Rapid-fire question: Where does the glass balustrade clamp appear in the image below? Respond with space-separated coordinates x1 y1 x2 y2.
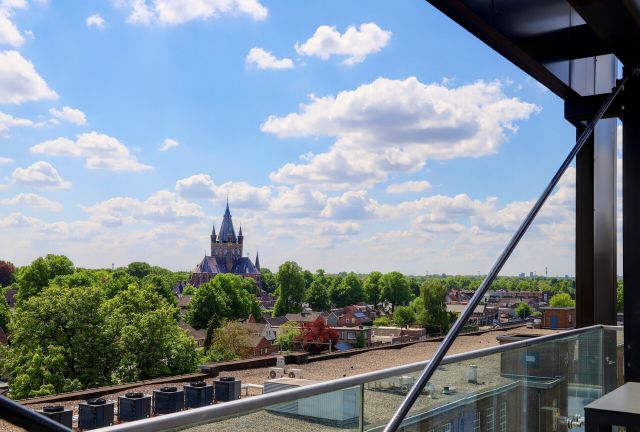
382 66 640 432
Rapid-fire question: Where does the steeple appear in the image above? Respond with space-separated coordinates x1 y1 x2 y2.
255 250 260 271
210 223 217 255
218 199 237 243
238 225 244 245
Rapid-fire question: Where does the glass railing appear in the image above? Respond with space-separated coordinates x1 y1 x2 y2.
98 325 622 432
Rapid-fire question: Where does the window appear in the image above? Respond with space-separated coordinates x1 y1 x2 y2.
348 331 356 340
474 410 481 432
439 423 452 432
486 407 495 432
499 400 507 432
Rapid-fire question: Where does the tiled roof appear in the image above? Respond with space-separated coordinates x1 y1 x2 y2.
232 257 259 275
178 321 206 341
193 256 228 274
264 316 289 326
218 202 237 243
178 295 192 308
285 312 322 323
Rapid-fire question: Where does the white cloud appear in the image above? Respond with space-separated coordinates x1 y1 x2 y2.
0 156 13 164
175 173 270 208
86 14 106 29
0 111 35 132
11 161 71 189
1 192 63 211
118 0 268 25
246 47 294 70
386 180 432 194
295 23 391 65
0 50 57 104
264 77 539 189
320 190 376 219
49 106 87 125
30 131 153 172
0 11 23 47
159 137 179 151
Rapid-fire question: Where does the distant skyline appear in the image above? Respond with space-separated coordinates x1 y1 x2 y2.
0 1 621 275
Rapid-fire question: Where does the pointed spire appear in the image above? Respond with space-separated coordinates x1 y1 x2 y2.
238 225 243 237
219 198 236 243
255 249 260 270
211 223 216 236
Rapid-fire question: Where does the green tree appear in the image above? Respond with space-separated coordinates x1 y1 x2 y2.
418 279 449 333
549 293 575 307
0 297 10 331
260 268 277 293
394 306 416 328
331 273 364 307
273 261 305 316
207 321 254 361
186 279 230 329
103 270 139 299
617 280 623 313
302 270 314 290
354 331 366 348
364 271 383 309
381 272 412 311
204 314 222 349
17 255 74 301
515 302 532 319
142 273 175 305
373 316 391 327
126 262 152 279
306 280 331 311
275 321 302 351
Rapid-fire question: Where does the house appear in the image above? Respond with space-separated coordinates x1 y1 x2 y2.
243 335 278 357
262 315 289 327
337 310 372 327
177 295 192 315
239 321 276 343
334 326 372 348
324 311 339 327
371 327 427 344
178 321 206 348
540 307 576 329
285 312 324 325
446 303 497 326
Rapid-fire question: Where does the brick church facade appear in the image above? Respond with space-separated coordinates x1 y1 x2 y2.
189 201 262 287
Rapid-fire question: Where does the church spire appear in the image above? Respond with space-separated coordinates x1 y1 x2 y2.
219 198 237 243
255 249 260 270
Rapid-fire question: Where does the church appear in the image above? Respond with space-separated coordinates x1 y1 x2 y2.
189 201 262 287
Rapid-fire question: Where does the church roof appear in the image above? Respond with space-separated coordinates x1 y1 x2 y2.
232 257 259 275
218 201 237 243
193 256 229 274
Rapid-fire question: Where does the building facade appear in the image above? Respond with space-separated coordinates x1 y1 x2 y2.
189 201 262 287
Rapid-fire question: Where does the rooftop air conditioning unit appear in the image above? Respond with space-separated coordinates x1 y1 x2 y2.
153 387 184 414
184 381 214 408
38 406 72 428
117 392 151 422
214 377 241 402
287 369 304 379
268 367 284 379
78 398 115 430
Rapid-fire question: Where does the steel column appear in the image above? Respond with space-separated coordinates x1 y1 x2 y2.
623 74 640 382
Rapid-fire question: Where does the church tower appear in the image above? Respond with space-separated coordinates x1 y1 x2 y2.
212 200 243 271
210 223 217 256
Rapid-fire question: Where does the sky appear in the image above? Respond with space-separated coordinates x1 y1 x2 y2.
0 0 617 276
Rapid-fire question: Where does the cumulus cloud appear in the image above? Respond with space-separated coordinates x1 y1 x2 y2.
1 192 63 211
295 23 391 65
0 50 57 104
0 156 13 164
86 13 106 29
159 137 179 151
11 161 71 189
320 190 376 219
49 106 87 125
245 47 294 70
0 10 23 47
175 173 270 208
263 77 539 189
30 131 153 172
0 111 36 133
386 180 432 194
117 0 268 25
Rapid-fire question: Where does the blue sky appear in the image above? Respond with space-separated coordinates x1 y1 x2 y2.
0 0 593 275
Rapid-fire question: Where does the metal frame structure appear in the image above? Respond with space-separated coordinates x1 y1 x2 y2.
94 325 613 432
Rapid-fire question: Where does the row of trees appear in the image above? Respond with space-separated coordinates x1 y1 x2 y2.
0 255 198 399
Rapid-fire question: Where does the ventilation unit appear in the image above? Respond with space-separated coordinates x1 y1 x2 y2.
153 387 184 414
117 392 151 422
268 367 284 379
78 398 115 430
214 377 241 402
276 356 285 368
38 406 72 428
184 381 214 408
287 369 304 379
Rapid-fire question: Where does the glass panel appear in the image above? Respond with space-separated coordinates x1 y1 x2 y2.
174 385 362 432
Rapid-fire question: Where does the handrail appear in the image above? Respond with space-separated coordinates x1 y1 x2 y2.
0 395 71 432
382 68 638 432
99 325 615 431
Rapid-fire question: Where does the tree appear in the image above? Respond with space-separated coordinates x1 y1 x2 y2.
204 314 222 349
0 260 15 287
126 262 152 279
549 293 575 307
364 271 383 309
274 261 305 316
142 273 175 304
103 270 138 299
373 316 391 327
302 270 314 290
355 331 366 348
260 268 277 293
515 302 532 319
0 298 10 331
394 306 416 328
275 322 302 352
207 321 254 361
297 321 338 354
418 279 449 333
186 279 230 329
306 280 331 312
617 280 623 313
331 273 364 307
381 272 412 311
17 255 74 301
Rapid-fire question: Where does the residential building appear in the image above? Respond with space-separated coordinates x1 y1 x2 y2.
540 307 576 329
178 321 206 348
